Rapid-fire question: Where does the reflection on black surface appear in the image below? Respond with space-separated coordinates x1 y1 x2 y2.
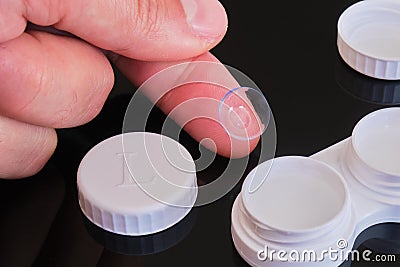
231 223 400 266
0 164 65 267
232 244 249 267
83 209 198 256
357 223 400 255
336 57 400 105
341 223 400 267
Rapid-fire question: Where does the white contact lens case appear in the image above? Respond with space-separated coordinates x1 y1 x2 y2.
77 132 197 236
337 0 400 80
231 107 400 266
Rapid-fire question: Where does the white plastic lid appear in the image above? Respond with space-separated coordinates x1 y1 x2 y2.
83 207 197 255
338 0 400 80
77 132 197 236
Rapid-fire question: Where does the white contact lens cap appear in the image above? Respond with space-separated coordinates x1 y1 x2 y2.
219 87 270 141
77 132 197 236
338 0 400 80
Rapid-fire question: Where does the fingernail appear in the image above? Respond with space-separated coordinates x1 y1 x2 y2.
180 0 228 38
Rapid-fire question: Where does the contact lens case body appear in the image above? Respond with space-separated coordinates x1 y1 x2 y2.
231 107 400 266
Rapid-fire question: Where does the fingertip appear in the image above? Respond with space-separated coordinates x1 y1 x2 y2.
183 118 260 158
0 117 58 179
155 82 262 158
18 127 58 178
0 2 26 43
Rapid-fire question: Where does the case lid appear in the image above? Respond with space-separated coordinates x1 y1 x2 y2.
338 0 400 80
77 132 197 236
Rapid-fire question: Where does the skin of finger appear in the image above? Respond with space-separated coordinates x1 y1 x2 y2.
1 0 227 61
0 1 26 42
0 31 114 128
158 84 259 158
114 52 260 158
0 115 57 179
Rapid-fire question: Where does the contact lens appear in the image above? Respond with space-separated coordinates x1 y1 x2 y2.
218 87 270 141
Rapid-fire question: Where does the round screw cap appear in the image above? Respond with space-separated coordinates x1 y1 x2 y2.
338 0 400 80
77 132 197 236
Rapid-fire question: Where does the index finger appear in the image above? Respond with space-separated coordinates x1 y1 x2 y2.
114 52 262 158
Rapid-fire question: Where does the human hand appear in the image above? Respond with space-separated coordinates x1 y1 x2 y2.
0 0 259 178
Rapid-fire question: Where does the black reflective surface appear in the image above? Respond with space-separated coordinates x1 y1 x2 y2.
1 0 399 266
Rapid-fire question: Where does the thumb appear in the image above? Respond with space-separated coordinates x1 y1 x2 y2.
2 0 228 61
